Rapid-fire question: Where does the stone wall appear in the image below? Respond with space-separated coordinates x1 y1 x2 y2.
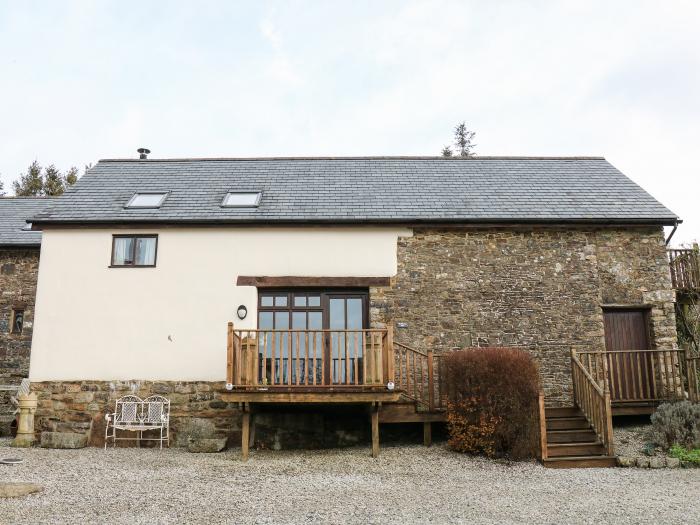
371 226 677 405
30 380 373 448
0 247 39 431
30 381 240 447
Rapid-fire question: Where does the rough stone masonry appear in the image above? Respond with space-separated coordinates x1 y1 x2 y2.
370 226 677 405
0 247 39 433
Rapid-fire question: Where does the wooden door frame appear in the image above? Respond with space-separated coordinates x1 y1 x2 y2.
322 292 369 384
602 306 654 401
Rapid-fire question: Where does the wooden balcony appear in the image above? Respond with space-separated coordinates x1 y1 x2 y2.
223 323 445 459
573 348 700 415
223 323 445 409
669 247 700 291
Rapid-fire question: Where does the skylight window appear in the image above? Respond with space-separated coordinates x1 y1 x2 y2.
126 192 168 209
221 192 262 207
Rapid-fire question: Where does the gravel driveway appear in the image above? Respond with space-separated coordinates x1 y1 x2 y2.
1 440 698 524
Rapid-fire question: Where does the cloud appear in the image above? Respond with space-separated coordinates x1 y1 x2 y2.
0 0 698 243
259 17 282 48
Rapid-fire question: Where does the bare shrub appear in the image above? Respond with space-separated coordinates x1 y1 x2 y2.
444 347 540 459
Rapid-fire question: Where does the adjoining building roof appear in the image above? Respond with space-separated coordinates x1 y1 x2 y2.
30 157 678 226
0 197 47 246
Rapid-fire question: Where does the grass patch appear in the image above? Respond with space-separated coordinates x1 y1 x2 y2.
669 444 700 465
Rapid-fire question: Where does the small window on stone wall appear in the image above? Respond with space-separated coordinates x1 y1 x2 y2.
11 308 25 334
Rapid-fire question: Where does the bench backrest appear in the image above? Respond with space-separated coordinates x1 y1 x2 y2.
143 395 170 424
114 395 170 425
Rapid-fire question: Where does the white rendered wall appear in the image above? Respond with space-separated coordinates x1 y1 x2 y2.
29 226 410 381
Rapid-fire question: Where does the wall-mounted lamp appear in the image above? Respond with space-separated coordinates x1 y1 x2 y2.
236 305 248 320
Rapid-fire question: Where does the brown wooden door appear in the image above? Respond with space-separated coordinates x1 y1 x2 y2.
603 309 654 401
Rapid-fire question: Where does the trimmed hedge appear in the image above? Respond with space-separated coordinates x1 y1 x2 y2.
444 347 540 459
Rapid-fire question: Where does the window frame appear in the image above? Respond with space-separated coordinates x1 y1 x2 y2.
221 191 262 208
257 289 369 330
125 192 169 209
109 234 159 268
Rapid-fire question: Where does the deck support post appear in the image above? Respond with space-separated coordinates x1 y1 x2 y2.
249 412 256 448
241 403 250 462
371 403 379 458
423 422 432 447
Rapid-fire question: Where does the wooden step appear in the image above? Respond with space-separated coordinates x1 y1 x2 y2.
543 456 617 469
546 429 598 443
547 442 606 457
546 417 590 430
545 406 582 418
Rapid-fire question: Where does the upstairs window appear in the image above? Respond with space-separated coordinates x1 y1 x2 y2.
11 308 25 334
221 192 261 207
126 192 168 209
111 235 158 267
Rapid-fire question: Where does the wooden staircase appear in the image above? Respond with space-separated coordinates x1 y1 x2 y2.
542 407 616 468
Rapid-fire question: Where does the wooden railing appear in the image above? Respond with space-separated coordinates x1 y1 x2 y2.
669 247 700 291
393 342 444 411
680 353 700 403
226 322 447 411
576 349 699 404
538 389 548 460
227 323 391 388
571 349 614 455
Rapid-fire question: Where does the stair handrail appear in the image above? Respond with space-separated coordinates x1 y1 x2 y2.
571 348 614 456
393 341 441 411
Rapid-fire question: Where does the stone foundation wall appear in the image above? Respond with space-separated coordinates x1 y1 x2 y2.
31 381 239 447
370 226 677 405
30 381 374 448
1 248 39 429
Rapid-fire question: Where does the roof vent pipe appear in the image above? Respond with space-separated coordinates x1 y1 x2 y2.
137 148 151 160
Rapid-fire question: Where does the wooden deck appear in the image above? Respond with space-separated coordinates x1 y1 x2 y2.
226 319 700 464
575 348 700 407
220 389 402 404
225 323 446 459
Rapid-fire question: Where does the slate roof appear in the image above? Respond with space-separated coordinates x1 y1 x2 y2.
30 157 678 226
0 197 47 246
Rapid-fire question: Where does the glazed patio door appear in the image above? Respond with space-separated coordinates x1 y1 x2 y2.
325 294 368 385
257 290 368 386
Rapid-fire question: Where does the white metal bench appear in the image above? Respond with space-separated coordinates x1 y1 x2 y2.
105 395 170 449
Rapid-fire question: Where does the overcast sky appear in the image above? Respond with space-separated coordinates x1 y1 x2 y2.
1 1 698 244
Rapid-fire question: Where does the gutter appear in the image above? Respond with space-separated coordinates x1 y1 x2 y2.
29 217 681 230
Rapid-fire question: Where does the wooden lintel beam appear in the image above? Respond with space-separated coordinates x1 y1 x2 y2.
236 276 391 287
